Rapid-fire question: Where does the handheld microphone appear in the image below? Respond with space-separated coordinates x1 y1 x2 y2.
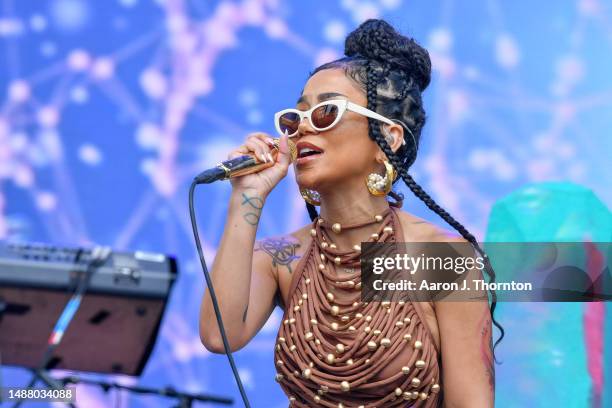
194 138 297 184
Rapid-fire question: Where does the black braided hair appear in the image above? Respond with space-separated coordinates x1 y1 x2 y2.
306 19 504 357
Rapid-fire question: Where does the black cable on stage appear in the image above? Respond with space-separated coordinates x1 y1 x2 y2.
188 180 251 408
12 247 110 408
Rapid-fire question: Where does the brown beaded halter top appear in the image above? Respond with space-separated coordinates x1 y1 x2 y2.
274 207 442 407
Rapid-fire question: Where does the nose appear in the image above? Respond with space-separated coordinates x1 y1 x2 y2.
296 114 317 137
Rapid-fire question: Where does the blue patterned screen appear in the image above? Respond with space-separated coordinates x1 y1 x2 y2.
1 1 610 407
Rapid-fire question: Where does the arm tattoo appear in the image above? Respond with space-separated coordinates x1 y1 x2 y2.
479 309 495 390
240 192 264 226
255 237 300 274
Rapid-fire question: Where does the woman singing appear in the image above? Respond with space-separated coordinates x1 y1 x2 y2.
200 19 501 407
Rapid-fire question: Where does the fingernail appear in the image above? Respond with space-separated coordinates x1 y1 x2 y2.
267 153 274 162
259 153 267 163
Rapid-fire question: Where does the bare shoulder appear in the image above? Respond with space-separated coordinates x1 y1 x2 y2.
254 224 313 276
394 209 465 243
255 224 314 308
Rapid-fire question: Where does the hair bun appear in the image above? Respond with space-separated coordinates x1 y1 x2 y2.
344 19 431 92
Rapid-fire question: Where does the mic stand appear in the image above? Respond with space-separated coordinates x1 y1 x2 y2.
57 375 233 407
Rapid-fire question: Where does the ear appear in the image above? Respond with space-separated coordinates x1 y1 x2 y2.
382 123 404 153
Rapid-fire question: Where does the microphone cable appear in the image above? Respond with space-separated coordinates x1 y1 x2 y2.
188 180 251 408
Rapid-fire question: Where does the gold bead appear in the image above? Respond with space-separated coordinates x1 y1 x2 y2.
310 319 318 325
356 313 363 319
395 387 403 396
279 337 286 343
314 395 321 402
338 404 344 408
331 305 340 315
431 383 440 393
403 333 412 341
334 256 341 264
371 233 379 240
346 359 354 365
336 343 345 354
383 226 393 233
419 392 428 400
381 301 391 308
298 299 303 305
326 353 335 364
330 243 337 249
276 359 283 366
284 319 289 325
302 368 312 379
275 373 284 382
365 315 372 322
380 338 391 347
367 340 377 350
395 321 404 328
321 242 329 249
399 300 405 305
326 292 335 302
414 340 423 349
310 228 317 236
402 391 411 400
289 318 296 324
294 305 300 312
302 293 308 299
364 326 371 333
365 358 370 364
305 332 314 341
373 329 381 336
401 366 410 374
331 223 342 233
349 325 356 331
353 244 361 251
340 381 350 392
320 253 326 261
415 359 426 369
305 278 311 284
315 339 321 345
340 315 350 322
289 396 296 402
403 317 411 323
317 218 324 224
331 322 339 331
375 214 383 222
289 345 296 351
411 377 421 387
318 263 325 270
309 361 314 367
276 344 281 351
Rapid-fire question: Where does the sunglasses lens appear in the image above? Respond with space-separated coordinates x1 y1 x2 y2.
278 112 300 135
312 104 339 129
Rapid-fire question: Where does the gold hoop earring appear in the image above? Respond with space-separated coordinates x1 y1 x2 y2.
366 160 396 196
300 188 321 206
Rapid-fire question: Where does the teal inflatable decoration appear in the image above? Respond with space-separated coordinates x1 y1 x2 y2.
485 182 611 408
486 182 611 242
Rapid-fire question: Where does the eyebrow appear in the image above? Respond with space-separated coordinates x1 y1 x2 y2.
296 92 347 105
